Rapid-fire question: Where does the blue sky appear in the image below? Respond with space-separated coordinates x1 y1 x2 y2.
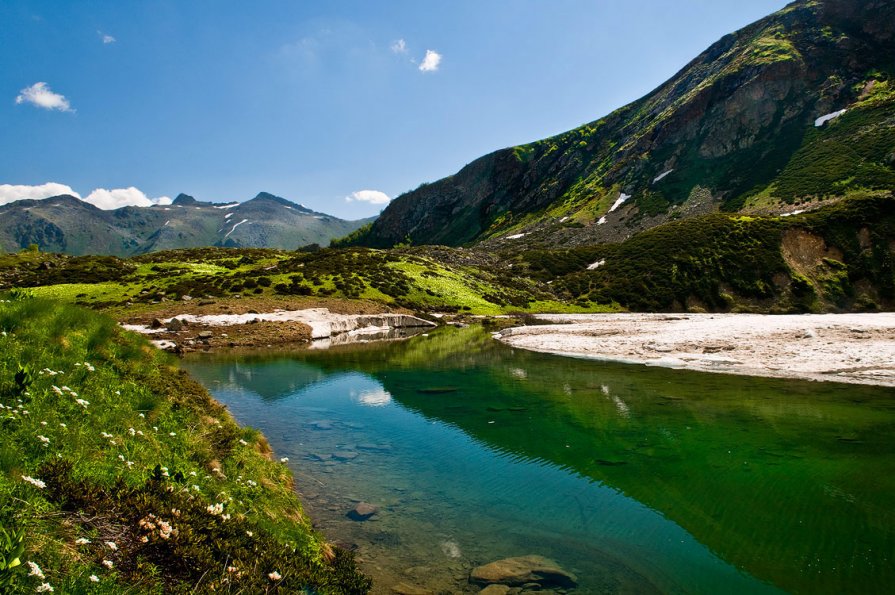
0 0 789 219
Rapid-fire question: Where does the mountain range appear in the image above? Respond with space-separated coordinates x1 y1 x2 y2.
348 0 895 248
0 192 373 256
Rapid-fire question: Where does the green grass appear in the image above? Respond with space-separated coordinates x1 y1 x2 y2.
0 297 369 593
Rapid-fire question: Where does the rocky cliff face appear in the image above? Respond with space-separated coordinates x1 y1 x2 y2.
356 0 895 248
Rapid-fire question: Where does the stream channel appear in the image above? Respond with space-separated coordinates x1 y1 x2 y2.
182 325 895 594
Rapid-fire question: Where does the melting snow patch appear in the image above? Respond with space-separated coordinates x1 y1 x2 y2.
653 169 674 184
587 259 606 270
609 193 631 213
224 212 234 219
163 220 170 226
214 203 240 209
781 210 806 218
560 216 570 223
815 109 847 127
505 233 527 240
598 216 607 225
224 219 249 238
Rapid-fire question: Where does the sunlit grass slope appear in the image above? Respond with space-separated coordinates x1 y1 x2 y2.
0 297 370 593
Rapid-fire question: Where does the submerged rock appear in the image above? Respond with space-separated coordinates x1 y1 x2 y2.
470 555 577 589
478 586 511 595
347 502 379 521
391 582 433 595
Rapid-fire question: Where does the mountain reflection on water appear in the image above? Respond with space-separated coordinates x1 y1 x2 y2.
184 325 895 594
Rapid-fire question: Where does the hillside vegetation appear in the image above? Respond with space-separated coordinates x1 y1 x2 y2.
1 194 893 315
0 297 369 593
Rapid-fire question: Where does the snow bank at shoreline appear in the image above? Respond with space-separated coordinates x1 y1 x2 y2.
123 308 435 340
496 313 895 387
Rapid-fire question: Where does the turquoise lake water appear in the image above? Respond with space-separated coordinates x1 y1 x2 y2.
183 325 895 594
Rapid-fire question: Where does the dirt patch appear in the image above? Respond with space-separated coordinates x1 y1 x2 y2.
146 320 312 352
781 229 844 276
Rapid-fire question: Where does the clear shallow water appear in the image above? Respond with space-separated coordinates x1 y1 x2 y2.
183 326 895 594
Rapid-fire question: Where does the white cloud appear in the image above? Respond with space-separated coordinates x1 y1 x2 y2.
345 190 391 205
15 82 74 112
419 49 442 72
101 32 116 44
83 187 172 210
390 39 407 54
0 182 80 205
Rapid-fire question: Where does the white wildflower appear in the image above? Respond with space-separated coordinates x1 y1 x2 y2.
22 475 46 489
37 435 50 444
246 531 253 537
102 559 114 569
206 503 224 515
169 432 176 437
51 386 63 395
75 399 89 408
75 538 91 545
268 571 282 581
105 541 117 551
36 583 54 593
100 432 112 439
27 561 45 578
128 428 135 436
138 413 145 418
239 439 247 446
40 421 47 426
89 575 99 583
59 423 66 429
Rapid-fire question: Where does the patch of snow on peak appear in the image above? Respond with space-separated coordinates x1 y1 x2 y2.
505 233 527 240
598 216 607 225
224 219 249 239
163 220 170 226
587 259 606 270
609 193 631 213
214 203 240 209
224 212 234 219
781 209 806 218
815 109 847 127
559 216 570 223
653 170 674 184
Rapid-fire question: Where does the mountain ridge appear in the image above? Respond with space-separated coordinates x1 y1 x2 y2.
0 192 374 256
350 0 895 248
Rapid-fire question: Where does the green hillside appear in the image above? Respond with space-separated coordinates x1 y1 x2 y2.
0 297 369 593
349 0 895 249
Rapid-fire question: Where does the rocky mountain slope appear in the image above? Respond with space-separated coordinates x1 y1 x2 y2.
0 192 373 256
351 0 895 248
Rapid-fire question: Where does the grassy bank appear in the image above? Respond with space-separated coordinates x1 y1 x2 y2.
0 297 370 593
